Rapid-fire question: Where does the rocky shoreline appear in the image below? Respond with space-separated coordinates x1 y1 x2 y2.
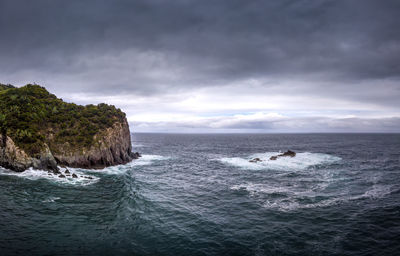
0 123 141 173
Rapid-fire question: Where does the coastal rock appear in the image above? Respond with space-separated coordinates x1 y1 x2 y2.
72 173 78 178
65 169 70 174
279 150 296 157
269 150 296 160
249 157 262 163
132 152 141 159
58 174 66 178
0 122 135 172
0 134 58 172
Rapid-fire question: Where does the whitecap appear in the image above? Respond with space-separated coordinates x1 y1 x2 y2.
219 152 341 171
0 167 99 186
76 154 171 175
231 182 394 212
42 196 60 203
133 154 171 165
132 143 146 148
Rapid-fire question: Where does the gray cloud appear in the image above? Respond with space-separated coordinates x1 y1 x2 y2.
1 0 399 132
2 1 400 80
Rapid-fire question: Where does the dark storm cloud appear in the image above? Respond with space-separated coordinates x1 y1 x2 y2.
1 0 400 88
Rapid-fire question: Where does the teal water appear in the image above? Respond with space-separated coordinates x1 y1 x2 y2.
1 133 400 255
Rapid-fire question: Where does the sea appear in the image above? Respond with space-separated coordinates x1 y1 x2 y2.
0 133 399 256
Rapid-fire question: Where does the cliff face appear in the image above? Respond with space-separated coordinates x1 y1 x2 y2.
0 83 139 172
53 119 136 169
0 134 58 172
0 118 137 172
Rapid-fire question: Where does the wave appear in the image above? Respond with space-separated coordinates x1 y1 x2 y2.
0 167 99 186
42 196 61 203
132 143 146 148
0 154 170 183
231 183 291 196
74 154 171 175
219 152 341 171
230 182 393 211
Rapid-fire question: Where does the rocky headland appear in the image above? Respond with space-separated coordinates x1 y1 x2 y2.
0 83 140 173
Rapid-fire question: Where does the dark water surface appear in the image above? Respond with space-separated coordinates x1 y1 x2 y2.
1 133 400 255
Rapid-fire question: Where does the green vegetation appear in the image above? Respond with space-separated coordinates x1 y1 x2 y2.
0 83 126 156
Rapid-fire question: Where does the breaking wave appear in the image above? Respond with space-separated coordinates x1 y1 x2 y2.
82 154 171 175
0 167 99 186
42 196 61 203
0 154 170 183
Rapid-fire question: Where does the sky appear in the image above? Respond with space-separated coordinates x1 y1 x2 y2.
1 0 399 133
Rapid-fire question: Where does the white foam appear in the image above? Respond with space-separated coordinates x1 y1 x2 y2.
134 154 171 164
42 196 60 203
231 183 291 196
231 182 393 212
132 143 145 148
0 167 99 186
77 154 171 175
219 152 341 171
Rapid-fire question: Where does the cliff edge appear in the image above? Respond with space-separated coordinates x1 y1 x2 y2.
0 83 139 172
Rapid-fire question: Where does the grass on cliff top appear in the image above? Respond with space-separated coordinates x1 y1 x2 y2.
0 83 126 156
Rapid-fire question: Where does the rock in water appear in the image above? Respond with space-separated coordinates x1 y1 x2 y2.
65 169 70 174
270 150 296 160
249 157 262 163
132 152 142 159
72 173 78 178
279 150 296 157
0 83 138 172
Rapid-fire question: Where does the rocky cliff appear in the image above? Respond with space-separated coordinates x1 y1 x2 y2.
53 119 137 169
0 83 139 172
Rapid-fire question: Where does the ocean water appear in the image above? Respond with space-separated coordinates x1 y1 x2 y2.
0 133 399 255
